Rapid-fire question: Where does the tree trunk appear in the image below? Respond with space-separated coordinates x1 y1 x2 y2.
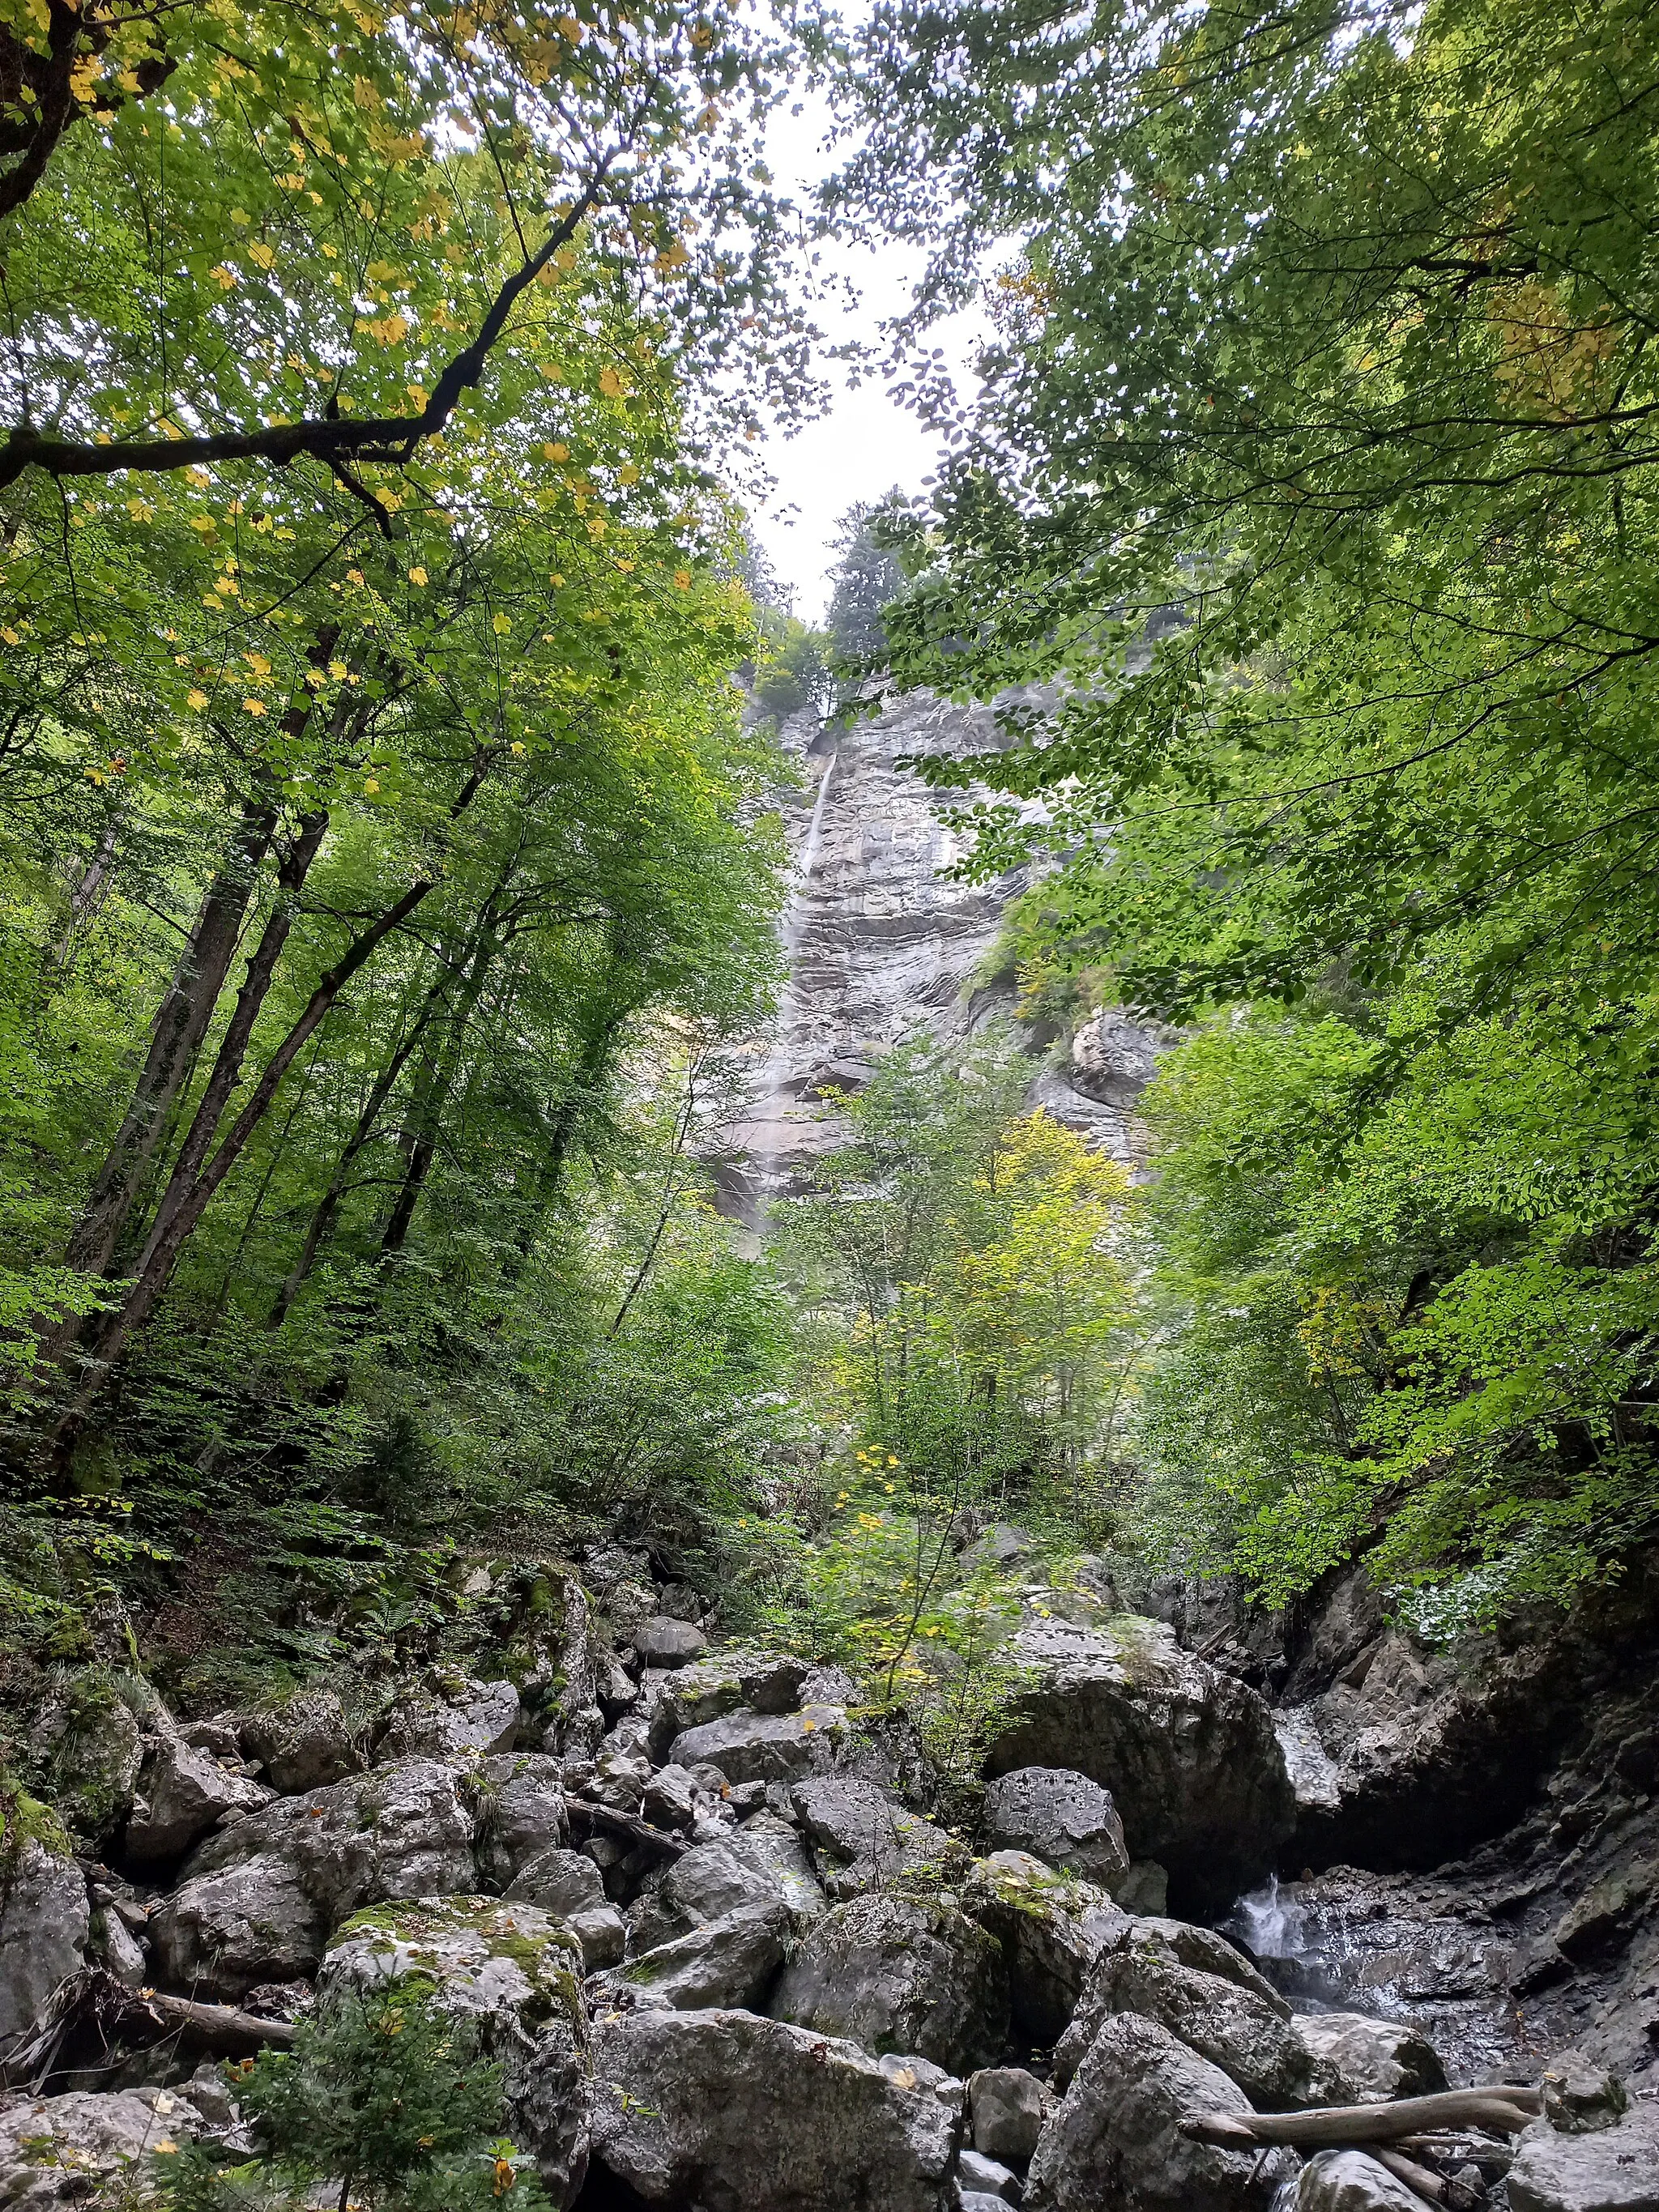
267 985 446 1326
377 909 505 1259
62 791 278 1279
130 807 331 1278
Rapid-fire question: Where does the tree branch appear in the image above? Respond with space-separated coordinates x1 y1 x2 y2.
0 167 611 490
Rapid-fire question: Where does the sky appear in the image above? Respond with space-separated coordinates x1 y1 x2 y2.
747 91 983 624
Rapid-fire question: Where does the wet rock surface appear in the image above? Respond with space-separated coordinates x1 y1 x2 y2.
985 1615 1295 1916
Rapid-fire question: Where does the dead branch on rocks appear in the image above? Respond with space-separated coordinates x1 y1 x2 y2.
1185 2084 1542 2150
565 1797 688 1860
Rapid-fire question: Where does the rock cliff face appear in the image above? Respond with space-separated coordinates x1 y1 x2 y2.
714 689 1166 1218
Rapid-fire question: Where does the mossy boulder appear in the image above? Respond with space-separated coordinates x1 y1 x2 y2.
322 1895 590 2209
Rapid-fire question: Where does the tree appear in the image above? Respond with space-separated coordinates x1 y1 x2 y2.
825 492 906 671
1 0 814 491
824 0 1659 1622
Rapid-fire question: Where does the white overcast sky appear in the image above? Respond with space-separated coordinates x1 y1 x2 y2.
747 88 984 623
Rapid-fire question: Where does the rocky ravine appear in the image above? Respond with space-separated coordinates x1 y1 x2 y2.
2 1546 1657 2212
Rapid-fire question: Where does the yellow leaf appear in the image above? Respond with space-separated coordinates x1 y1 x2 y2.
346 568 366 586
673 569 692 590
242 698 267 715
549 573 565 587
364 776 380 793
210 264 239 289
329 660 348 679
598 365 623 398
492 612 512 634
407 565 427 586
248 241 275 270
544 441 569 462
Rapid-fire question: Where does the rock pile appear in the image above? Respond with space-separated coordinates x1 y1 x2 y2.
0 1549 1644 2212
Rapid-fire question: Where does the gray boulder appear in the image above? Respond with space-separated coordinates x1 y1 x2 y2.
1111 1916 1286 2007
983 1768 1129 1891
770 1894 1009 2075
985 1616 1294 1915
506 1846 628 1967
1508 2108 1659 2212
1290 2012 1446 2102
791 1774 957 1897
729 1814 828 1921
0 1840 89 2045
150 1756 477 1996
965 1850 1128 2045
1541 2048 1630 2134
629 1839 795 1951
377 1677 520 1761
1296 2150 1439 2212
242 1685 360 1792
29 1673 146 1845
322 1896 589 2209
1052 1949 1330 2108
474 1751 569 1889
126 1733 272 1861
589 2007 962 2212
969 2068 1047 2165
958 2149 1019 2200
636 1617 709 1667
0 2087 204 2212
611 1904 788 2010
1025 2013 1297 2212
668 1704 846 1785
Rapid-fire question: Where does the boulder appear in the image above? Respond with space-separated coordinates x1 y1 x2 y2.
29 1673 146 1845
636 1617 709 1667
0 1840 89 2045
790 1774 957 1898
969 2068 1047 2165
643 1763 700 1829
1111 1916 1286 2007
629 1839 795 1952
1508 2108 1659 2212
505 1844 627 1967
1025 2013 1297 2212
770 1894 1009 2075
1296 2150 1439 2212
150 1756 478 1997
0 2087 204 2212
126 1732 273 1861
1052 1949 1330 2108
983 1768 1130 1892
668 1705 846 1786
1542 2048 1630 2134
377 1677 520 1761
473 1751 569 1888
241 1685 361 1792
588 2007 962 2212
985 1616 1294 1916
1290 2012 1446 2102
611 1904 788 2010
729 1814 829 1921
959 2148 1020 2201
965 1850 1128 2046
322 1896 589 2209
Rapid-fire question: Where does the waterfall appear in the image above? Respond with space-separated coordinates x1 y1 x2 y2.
1226 1874 1307 1960
736 752 838 1232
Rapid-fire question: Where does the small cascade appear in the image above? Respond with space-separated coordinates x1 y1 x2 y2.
1226 1873 1308 1961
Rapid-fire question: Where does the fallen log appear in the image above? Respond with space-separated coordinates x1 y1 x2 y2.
1184 2085 1541 2150
1371 2144 1447 2201
137 1988 297 2053
0 1971 295 2088
565 1797 687 1860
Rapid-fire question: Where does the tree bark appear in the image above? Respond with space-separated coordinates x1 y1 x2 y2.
62 791 278 1279
131 807 331 1279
